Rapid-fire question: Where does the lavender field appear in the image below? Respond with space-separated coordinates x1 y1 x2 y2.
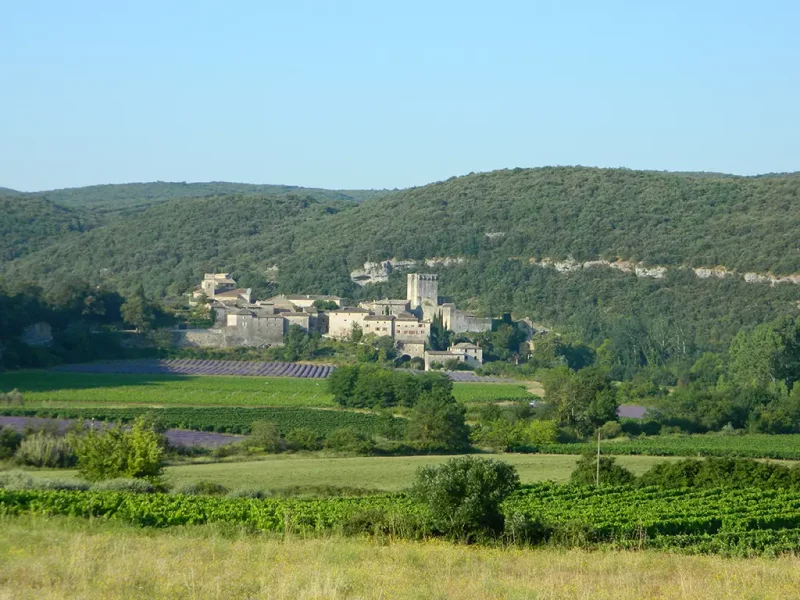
53 359 334 378
0 416 243 447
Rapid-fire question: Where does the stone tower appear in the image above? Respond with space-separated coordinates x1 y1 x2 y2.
407 273 439 320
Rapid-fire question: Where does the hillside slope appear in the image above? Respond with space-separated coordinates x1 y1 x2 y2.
284 167 800 275
24 181 392 213
0 195 98 262
4 167 800 350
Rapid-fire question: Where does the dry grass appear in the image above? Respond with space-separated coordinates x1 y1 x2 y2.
1 516 799 599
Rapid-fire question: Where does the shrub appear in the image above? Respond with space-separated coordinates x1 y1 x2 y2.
411 456 520 541
91 478 156 493
521 420 559 445
176 480 230 496
0 470 33 489
15 432 75 468
569 454 635 487
0 389 24 406
639 457 800 490
246 421 283 453
0 471 88 491
31 478 89 491
0 426 22 460
596 420 624 440
324 427 375 455
285 427 321 451
72 417 165 482
227 488 269 499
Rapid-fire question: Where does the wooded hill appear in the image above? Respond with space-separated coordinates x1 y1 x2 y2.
14 181 392 213
3 167 800 353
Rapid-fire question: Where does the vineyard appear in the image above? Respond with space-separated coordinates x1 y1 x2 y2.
526 434 800 461
0 406 389 436
5 484 800 556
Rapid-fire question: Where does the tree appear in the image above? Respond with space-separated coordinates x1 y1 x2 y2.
313 299 339 311
120 285 154 332
408 388 470 451
247 420 283 452
569 454 635 487
411 456 520 540
72 417 165 482
543 366 618 435
429 314 452 351
728 324 782 389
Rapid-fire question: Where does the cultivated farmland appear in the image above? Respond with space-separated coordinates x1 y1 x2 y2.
0 372 335 407
6 482 800 556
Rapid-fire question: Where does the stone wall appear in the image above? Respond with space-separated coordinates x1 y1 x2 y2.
173 329 228 348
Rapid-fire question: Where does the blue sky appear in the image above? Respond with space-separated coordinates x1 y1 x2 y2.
2 0 798 191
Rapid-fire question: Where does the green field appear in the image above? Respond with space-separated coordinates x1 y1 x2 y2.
532 433 800 461
3 517 795 600
0 371 531 408
451 382 535 403
17 453 676 491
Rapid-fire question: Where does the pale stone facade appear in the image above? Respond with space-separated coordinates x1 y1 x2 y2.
424 343 483 371
326 308 371 340
363 314 395 337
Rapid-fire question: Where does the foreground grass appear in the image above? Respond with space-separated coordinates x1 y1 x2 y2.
2 516 800 599
0 371 532 408
17 453 676 491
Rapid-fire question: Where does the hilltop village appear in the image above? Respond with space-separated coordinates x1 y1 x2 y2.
181 273 493 369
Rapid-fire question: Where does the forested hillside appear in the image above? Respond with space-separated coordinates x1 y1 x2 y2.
0 195 98 262
3 167 800 355
20 181 391 213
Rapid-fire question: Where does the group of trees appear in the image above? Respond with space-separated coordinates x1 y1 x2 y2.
328 365 453 409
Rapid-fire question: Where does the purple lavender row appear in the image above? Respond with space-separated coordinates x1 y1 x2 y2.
0 416 243 448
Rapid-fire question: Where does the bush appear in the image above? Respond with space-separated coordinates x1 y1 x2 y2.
176 480 230 496
569 454 635 487
72 417 166 482
411 456 520 541
91 478 156 493
0 470 33 489
15 432 75 468
0 426 22 460
246 420 283 453
521 420 559 445
227 488 269 499
324 428 375 455
0 389 24 406
0 471 88 491
30 478 89 491
639 457 800 490
596 420 624 439
285 427 321 451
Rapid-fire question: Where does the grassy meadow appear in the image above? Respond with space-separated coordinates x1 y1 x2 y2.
2 516 799 600
17 453 677 492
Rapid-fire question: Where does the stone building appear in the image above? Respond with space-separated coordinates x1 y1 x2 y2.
268 294 342 311
179 272 491 360
394 312 431 343
326 308 371 340
423 342 483 371
407 273 440 321
362 314 394 337
359 298 410 316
